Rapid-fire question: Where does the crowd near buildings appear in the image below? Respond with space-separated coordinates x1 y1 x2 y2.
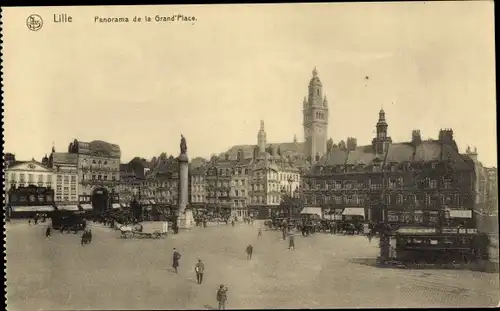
4 68 498 222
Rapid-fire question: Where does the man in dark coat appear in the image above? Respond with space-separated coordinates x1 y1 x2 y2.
45 226 51 238
246 244 253 260
216 284 228 310
289 233 295 250
194 259 205 284
172 248 181 273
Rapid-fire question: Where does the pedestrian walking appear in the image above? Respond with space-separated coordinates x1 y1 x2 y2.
216 284 228 310
246 244 253 260
195 259 205 284
258 228 262 237
28 219 32 226
289 233 295 250
172 248 181 273
231 220 235 227
282 228 287 240
45 226 51 238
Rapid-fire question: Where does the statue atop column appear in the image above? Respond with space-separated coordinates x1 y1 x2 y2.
180 134 187 155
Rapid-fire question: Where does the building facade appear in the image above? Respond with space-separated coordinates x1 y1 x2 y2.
66 139 121 209
485 167 498 216
49 151 79 203
303 110 476 226
5 161 54 203
190 161 207 208
142 156 179 205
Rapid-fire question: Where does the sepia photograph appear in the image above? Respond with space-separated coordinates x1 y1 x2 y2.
2 2 498 310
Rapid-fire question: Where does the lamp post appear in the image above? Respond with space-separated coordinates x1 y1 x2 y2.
288 177 293 220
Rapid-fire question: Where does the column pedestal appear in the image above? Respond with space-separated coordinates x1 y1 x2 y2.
178 209 194 229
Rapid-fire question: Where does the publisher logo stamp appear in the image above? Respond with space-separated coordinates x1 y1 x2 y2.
26 14 43 31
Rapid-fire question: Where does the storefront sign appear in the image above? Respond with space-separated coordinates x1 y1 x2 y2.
397 227 436 234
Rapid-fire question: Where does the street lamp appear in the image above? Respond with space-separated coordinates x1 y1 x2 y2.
287 177 293 219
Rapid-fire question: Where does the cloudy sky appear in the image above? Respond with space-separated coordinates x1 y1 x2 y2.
3 2 496 166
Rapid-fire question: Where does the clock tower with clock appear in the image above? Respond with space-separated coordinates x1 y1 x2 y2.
303 67 329 163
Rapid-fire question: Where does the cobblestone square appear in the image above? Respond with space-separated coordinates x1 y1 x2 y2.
6 221 500 310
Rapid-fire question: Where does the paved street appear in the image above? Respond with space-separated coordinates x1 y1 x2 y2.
6 220 500 310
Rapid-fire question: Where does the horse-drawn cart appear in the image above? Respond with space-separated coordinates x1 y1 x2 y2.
119 223 168 239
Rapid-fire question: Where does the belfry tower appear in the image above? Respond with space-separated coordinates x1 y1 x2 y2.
372 108 392 154
303 67 329 162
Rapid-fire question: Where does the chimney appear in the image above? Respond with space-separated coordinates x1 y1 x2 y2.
346 137 357 151
253 146 259 160
438 128 454 144
412 130 422 144
466 145 478 161
272 145 278 156
338 140 347 151
237 149 244 161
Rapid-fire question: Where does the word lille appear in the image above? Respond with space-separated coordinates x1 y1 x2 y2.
54 13 73 23
94 14 197 23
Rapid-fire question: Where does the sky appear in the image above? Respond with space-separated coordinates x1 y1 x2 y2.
3 2 497 166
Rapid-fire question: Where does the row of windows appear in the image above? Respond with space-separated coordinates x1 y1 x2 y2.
233 200 246 207
55 195 78 202
192 185 205 192
191 176 205 182
309 178 453 191
207 198 231 204
142 191 176 197
208 191 230 197
9 181 52 188
82 158 117 166
208 181 230 188
233 190 246 197
307 193 462 207
191 195 206 203
315 112 326 120
250 195 280 204
10 173 52 183
56 175 78 183
91 175 117 181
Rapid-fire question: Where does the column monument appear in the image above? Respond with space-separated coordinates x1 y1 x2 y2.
177 134 194 229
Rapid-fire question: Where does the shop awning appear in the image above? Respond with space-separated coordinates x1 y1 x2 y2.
149 200 156 205
11 206 54 212
81 204 93 210
57 205 79 211
449 209 472 218
300 207 322 217
342 208 365 217
112 203 121 209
